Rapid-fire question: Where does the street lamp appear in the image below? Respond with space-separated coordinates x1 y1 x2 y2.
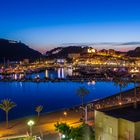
63 111 67 117
119 102 122 105
63 111 68 122
27 120 35 136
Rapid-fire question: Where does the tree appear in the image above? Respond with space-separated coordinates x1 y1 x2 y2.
114 77 128 104
55 122 95 140
55 122 71 139
35 105 43 121
0 99 16 128
77 86 90 106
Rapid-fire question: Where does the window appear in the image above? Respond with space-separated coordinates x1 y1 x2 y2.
109 127 113 134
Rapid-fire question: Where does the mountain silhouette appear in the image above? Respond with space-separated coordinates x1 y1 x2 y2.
0 39 42 62
127 47 140 57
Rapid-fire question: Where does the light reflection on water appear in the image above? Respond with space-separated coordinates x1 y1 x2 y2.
0 67 74 80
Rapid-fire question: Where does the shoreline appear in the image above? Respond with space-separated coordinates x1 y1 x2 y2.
0 78 139 83
1 86 138 123
0 79 112 83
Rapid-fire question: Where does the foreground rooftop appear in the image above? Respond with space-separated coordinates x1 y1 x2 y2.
101 103 140 122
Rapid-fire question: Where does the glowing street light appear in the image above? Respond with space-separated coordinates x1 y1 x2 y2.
27 120 35 136
63 111 67 117
63 111 68 122
119 102 122 105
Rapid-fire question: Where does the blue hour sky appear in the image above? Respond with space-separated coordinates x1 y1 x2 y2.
0 0 140 51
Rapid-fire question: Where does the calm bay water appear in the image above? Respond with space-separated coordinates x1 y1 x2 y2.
0 81 134 121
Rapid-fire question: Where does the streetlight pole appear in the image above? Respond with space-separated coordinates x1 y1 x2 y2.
27 120 35 137
80 105 88 123
30 126 33 136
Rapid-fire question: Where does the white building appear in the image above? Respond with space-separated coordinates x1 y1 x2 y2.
95 104 140 140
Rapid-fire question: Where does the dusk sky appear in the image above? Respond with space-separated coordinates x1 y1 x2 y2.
0 0 140 51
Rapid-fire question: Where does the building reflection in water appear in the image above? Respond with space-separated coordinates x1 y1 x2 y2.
58 68 65 78
88 80 96 85
45 70 48 78
14 74 17 80
13 73 24 80
45 68 74 79
0 67 75 80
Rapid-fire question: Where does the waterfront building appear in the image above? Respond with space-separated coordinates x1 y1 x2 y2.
45 59 55 64
95 104 140 140
56 59 66 64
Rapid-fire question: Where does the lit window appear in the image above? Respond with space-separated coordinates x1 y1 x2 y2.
109 127 113 134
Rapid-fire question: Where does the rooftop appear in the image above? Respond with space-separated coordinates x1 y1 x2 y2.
101 103 140 122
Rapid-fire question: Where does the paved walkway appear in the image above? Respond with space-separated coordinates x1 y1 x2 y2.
0 109 82 139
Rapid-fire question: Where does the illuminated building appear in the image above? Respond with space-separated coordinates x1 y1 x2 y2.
87 48 96 53
95 104 140 140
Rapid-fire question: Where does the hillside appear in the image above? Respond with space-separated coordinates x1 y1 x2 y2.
127 47 140 57
46 46 88 58
46 45 140 58
0 39 42 62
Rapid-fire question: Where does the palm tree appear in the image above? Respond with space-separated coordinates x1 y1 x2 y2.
35 105 43 121
114 77 128 104
0 99 16 128
77 86 89 106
